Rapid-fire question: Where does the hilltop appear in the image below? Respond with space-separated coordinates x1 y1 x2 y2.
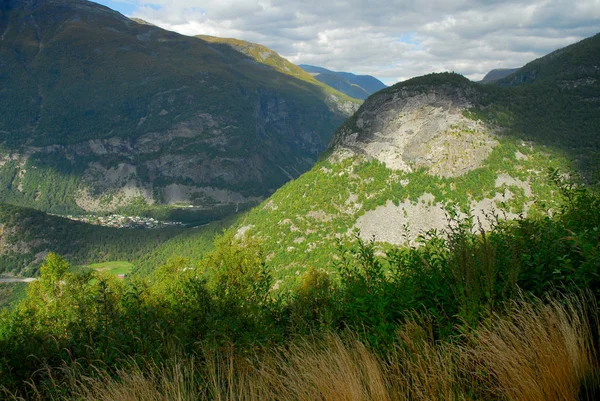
0 0 358 218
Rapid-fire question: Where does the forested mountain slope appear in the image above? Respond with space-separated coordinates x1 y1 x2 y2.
0 0 357 217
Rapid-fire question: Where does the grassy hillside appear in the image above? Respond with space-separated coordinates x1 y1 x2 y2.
139 59 598 284
197 36 362 103
229 138 570 285
66 70 597 286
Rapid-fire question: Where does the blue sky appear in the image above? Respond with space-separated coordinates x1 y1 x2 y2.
91 0 600 85
93 0 135 15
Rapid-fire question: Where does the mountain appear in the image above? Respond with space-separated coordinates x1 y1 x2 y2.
497 33 600 87
0 0 358 218
485 33 600 171
211 34 600 284
2 20 598 282
480 68 519 83
299 65 387 100
197 36 326 87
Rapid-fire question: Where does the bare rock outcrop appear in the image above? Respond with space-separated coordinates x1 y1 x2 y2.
330 78 497 177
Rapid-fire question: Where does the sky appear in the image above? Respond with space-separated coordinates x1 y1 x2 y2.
93 0 600 85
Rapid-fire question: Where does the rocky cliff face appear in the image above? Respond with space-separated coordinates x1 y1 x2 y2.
331 78 497 177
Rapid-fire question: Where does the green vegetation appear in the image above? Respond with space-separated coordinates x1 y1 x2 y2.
15 297 594 401
0 173 599 399
473 81 600 173
83 261 133 276
2 133 565 282
0 203 224 277
216 136 569 284
0 283 27 310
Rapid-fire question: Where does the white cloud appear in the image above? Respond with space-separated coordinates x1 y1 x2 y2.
101 0 600 85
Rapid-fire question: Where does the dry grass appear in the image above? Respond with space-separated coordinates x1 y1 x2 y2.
8 295 598 401
3 357 200 401
388 321 466 401
203 335 391 401
467 296 599 401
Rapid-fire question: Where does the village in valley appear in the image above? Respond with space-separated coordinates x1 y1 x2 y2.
64 214 184 229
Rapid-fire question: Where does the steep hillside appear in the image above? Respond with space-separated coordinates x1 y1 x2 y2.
196 35 359 107
299 64 387 100
480 68 519 83
223 37 599 284
226 74 568 284
0 0 357 217
478 33 600 170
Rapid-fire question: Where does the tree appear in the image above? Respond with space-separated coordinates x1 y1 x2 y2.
38 252 70 299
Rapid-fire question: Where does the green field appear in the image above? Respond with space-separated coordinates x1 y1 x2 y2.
84 261 134 276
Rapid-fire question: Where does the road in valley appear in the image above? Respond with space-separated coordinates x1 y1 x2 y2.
0 278 36 283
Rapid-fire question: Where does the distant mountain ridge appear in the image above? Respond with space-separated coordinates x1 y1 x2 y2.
299 64 387 100
480 68 519 83
497 32 600 87
0 0 358 218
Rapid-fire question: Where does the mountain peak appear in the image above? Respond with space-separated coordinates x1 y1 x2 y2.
331 73 492 177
